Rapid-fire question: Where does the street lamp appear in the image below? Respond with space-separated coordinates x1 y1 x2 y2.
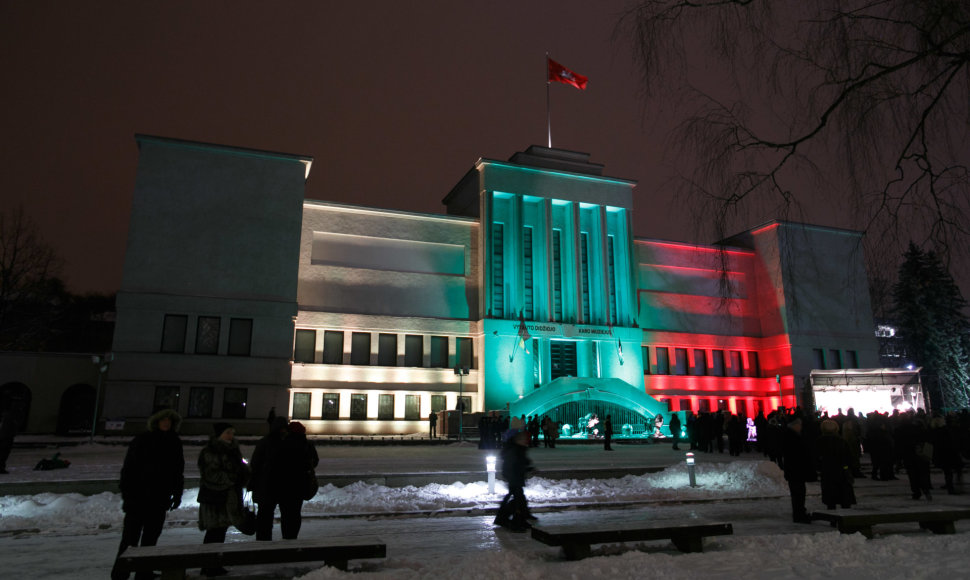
90 353 113 444
454 365 469 441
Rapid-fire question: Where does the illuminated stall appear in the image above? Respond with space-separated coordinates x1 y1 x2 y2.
809 368 925 415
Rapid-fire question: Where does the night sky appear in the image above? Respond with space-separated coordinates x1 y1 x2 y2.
0 2 790 295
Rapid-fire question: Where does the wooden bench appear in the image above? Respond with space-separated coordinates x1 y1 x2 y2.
530 521 733 560
115 536 386 579
812 507 970 539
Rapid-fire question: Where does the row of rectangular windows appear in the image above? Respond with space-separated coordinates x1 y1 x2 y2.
643 346 762 377
293 330 474 369
813 348 859 370
161 314 253 356
290 392 471 421
152 385 247 419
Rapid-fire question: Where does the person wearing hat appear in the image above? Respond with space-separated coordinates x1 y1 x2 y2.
249 418 319 540
111 409 184 580
197 422 251 576
781 415 816 523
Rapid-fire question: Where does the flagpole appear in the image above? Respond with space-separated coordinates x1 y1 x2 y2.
546 53 552 148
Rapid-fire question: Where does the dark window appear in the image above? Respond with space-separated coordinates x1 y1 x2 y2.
222 387 247 419
747 352 761 377
431 395 446 413
187 387 213 418
717 399 729 412
227 318 253 356
698 399 711 413
678 398 691 412
153 386 180 414
378 394 394 420
643 346 651 374
430 336 448 368
404 335 423 367
161 314 188 353
378 333 397 366
711 350 725 377
829 349 842 369
195 316 221 354
552 229 563 321
350 332 371 365
292 392 311 420
492 222 504 318
350 394 367 420
523 226 534 319
729 351 743 377
580 232 591 322
812 348 826 369
657 347 670 375
457 396 471 412
457 337 473 369
691 349 707 376
323 330 344 364
322 393 339 420
550 340 578 380
846 350 859 368
294 329 316 363
405 395 420 420
674 348 688 375
607 235 617 324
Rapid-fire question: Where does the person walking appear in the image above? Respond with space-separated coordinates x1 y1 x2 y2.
669 412 682 450
816 419 856 509
782 416 815 523
110 409 184 580
603 415 614 451
250 418 319 541
197 422 251 577
494 430 535 532
429 411 437 439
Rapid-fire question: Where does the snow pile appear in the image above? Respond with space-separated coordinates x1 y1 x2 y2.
0 461 786 532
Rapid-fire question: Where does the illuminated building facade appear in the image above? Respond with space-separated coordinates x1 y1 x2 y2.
104 137 879 435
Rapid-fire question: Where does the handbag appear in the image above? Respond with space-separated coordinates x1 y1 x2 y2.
234 491 257 536
304 470 320 501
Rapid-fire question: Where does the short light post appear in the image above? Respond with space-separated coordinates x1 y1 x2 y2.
486 455 496 494
454 366 469 441
686 452 696 488
90 353 113 444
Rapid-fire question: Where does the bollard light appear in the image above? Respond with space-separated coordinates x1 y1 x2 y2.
486 455 497 494
686 452 697 487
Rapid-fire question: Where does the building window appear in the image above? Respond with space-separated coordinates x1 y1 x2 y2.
550 340 577 380
533 340 541 388
430 336 448 368
161 314 188 353
404 335 423 367
607 235 617 324
492 222 504 318
322 393 339 420
829 349 842 369
674 348 688 375
580 232 591 322
153 386 180 414
378 394 394 420
691 349 707 376
711 350 725 377
457 337 473 369
350 394 367 420
222 387 247 419
431 395 446 414
657 347 670 375
729 351 743 377
195 316 221 355
323 330 343 364
523 226 534 320
678 398 691 412
292 392 311 420
457 396 471 413
187 387 213 418
747 352 761 377
405 395 420 420
698 399 711 413
812 348 825 369
643 346 651 374
294 329 316 363
350 332 371 365
378 333 397 366
552 229 563 321
846 350 859 368
227 318 253 356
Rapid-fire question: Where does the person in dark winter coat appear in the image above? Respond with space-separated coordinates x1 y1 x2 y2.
898 414 933 500
817 419 856 509
669 413 682 450
494 430 535 532
111 409 184 580
781 416 816 523
603 415 614 451
930 416 962 494
249 418 319 541
197 423 251 577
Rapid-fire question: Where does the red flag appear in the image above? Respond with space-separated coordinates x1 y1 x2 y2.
547 58 588 90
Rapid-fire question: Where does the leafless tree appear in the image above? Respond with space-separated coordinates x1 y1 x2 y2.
619 1 970 278
0 206 62 349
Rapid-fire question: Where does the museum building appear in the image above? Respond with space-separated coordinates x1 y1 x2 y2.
101 135 879 435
